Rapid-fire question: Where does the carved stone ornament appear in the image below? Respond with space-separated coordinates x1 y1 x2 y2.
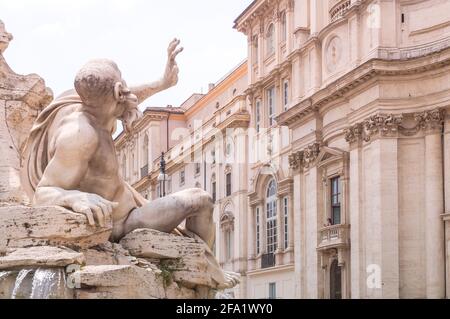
289 142 322 170
345 109 445 144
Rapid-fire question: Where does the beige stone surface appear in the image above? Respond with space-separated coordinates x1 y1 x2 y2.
120 228 204 259
0 205 112 249
0 246 84 270
72 265 166 299
82 242 134 266
120 229 215 288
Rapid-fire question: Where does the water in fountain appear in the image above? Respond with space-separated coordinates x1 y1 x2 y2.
11 269 33 299
1 268 74 299
215 290 234 299
31 268 59 299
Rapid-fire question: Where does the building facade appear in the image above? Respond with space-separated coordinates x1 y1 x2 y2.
116 0 450 299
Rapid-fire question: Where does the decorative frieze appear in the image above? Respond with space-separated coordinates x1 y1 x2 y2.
345 109 445 144
364 113 403 138
414 108 445 132
288 150 303 170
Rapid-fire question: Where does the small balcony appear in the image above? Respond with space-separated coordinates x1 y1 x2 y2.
317 224 350 251
329 0 351 22
261 253 276 269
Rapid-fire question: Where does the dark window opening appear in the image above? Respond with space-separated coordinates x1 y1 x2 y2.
226 173 232 197
331 176 341 225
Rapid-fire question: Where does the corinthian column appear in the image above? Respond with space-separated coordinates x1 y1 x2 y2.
424 114 445 299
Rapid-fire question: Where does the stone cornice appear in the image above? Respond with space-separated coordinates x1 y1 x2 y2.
277 46 450 127
344 109 446 144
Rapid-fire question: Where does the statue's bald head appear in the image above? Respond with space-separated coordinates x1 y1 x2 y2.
74 59 122 106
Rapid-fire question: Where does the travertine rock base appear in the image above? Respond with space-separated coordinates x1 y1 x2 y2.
0 206 113 249
0 205 219 299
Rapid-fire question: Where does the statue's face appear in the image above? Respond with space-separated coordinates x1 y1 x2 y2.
114 80 138 115
0 21 13 54
115 80 141 133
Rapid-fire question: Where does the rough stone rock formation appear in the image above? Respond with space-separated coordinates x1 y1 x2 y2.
0 206 113 249
0 205 220 299
0 246 84 270
0 19 53 204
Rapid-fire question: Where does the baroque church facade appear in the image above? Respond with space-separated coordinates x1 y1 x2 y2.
116 0 450 299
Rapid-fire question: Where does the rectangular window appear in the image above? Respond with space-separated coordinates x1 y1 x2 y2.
267 86 275 126
283 81 289 111
281 12 287 42
180 170 185 186
225 231 232 262
212 181 216 202
211 150 216 165
256 207 260 255
226 173 232 197
266 200 277 253
331 176 341 225
195 162 201 175
283 197 288 249
253 35 259 63
255 100 261 133
269 282 276 299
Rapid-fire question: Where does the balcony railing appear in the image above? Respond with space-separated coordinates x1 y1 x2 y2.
140 164 149 179
330 0 351 22
317 224 350 250
261 253 276 269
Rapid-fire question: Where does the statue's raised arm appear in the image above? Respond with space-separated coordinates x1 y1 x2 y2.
130 38 183 105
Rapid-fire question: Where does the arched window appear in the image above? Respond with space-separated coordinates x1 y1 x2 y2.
266 179 277 254
252 35 259 63
280 11 287 42
225 166 232 197
266 24 275 56
220 210 234 263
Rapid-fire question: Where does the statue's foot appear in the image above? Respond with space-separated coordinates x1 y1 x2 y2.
216 270 241 290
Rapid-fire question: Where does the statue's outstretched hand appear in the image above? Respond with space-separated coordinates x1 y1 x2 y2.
70 192 118 227
161 38 183 89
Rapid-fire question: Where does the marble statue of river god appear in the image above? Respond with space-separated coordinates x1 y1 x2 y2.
21 39 240 290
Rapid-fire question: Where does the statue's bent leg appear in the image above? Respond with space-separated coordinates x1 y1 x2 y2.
121 188 215 247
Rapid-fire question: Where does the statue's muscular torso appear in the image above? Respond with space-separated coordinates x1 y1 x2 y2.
48 104 137 227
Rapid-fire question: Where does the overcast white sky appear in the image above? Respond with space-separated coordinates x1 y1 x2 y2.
1 0 252 108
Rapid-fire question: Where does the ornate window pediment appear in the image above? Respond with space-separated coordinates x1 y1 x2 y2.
220 211 234 232
316 146 348 170
289 142 348 171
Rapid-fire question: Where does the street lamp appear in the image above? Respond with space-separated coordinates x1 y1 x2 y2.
157 152 167 197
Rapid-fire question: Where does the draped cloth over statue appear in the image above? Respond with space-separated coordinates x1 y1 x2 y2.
21 90 82 200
